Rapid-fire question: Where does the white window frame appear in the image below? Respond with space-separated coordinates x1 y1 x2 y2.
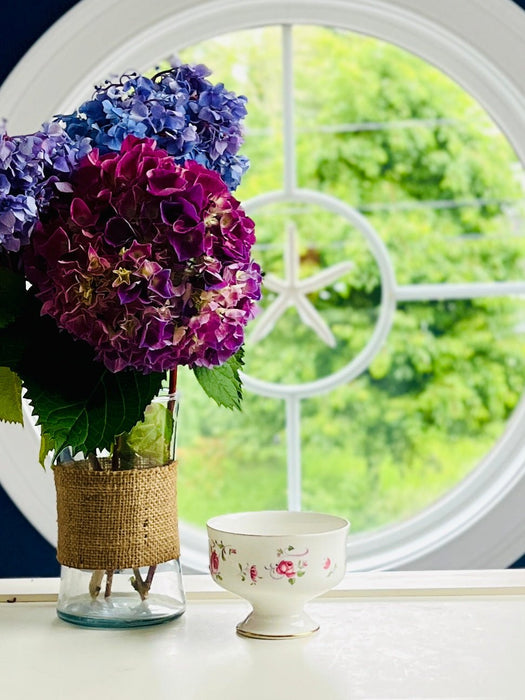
1 0 525 573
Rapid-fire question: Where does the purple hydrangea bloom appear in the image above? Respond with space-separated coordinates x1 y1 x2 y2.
0 122 88 252
23 136 261 374
56 63 250 191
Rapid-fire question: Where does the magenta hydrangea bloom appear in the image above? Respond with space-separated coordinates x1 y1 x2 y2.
23 135 261 373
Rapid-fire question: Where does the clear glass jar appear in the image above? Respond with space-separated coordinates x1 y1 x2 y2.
57 560 185 628
54 390 186 628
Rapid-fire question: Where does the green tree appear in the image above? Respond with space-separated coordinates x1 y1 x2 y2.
176 25 525 532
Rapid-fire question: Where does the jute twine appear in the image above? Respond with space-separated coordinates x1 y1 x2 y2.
54 459 179 570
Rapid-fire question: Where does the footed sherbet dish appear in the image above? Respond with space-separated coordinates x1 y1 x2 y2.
207 510 350 639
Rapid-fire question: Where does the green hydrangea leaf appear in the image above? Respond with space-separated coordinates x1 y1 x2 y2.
26 365 164 459
125 401 174 464
193 348 244 410
0 296 39 371
0 293 164 459
0 267 27 329
0 367 23 424
38 431 56 469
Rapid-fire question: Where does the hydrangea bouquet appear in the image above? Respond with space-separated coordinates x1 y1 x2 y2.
0 64 261 467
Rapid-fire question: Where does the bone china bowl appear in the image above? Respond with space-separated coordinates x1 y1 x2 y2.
206 510 350 639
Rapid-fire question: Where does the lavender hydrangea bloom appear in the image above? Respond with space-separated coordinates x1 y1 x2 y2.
56 63 250 190
0 122 87 252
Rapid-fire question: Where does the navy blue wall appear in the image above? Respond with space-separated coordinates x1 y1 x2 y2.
1 0 525 577
0 0 82 86
0 0 80 577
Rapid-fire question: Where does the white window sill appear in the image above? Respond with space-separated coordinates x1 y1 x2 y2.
1 570 525 699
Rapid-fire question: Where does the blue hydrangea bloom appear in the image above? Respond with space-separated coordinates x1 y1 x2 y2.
56 63 250 190
0 122 86 253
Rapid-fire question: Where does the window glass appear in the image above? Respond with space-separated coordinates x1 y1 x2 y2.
301 296 525 530
177 370 288 524
175 24 525 534
177 26 284 198
292 26 525 287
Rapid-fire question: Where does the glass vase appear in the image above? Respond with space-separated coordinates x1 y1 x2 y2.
57 560 185 628
54 390 186 628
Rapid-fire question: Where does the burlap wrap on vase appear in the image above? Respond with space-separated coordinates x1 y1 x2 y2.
54 459 180 570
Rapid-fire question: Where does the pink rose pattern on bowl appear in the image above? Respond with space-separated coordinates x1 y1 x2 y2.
209 539 337 586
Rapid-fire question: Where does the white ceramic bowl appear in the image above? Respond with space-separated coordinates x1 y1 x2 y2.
207 510 350 639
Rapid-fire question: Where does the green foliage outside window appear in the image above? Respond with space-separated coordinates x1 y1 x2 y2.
175 26 525 532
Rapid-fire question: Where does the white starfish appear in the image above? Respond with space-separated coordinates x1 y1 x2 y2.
250 223 354 348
